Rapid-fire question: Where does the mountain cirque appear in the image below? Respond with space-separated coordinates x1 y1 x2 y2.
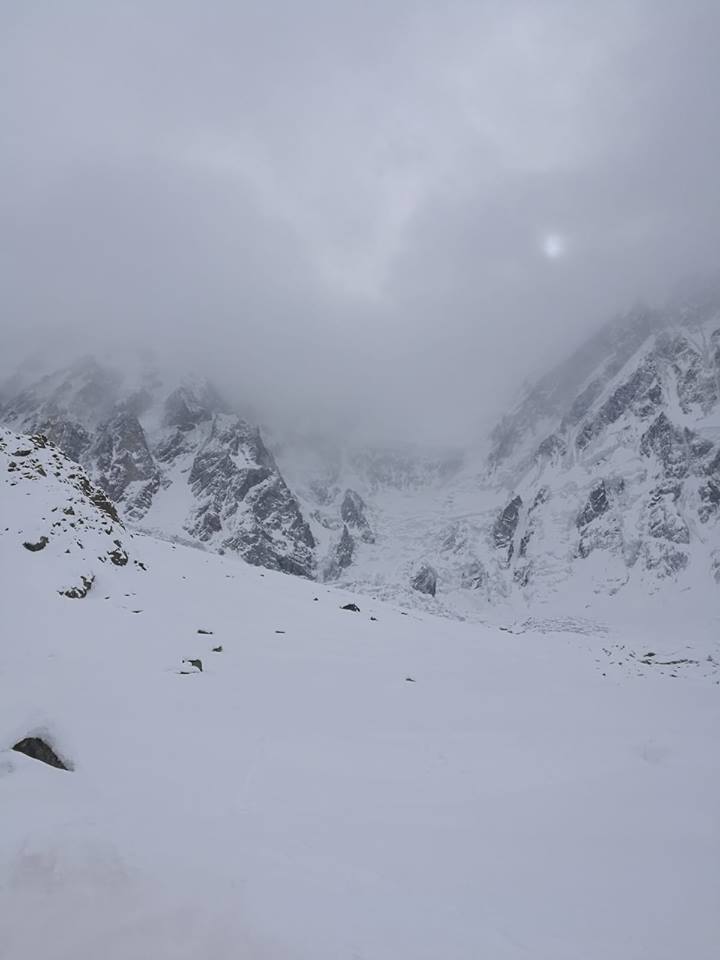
2 291 719 615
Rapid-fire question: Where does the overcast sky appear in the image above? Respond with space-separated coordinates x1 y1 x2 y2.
2 1 719 442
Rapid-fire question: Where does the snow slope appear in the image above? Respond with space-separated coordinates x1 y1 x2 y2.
1 427 719 959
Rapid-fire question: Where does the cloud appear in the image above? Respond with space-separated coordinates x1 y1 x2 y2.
2 0 719 442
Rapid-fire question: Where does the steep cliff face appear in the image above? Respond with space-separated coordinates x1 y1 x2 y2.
0 360 315 578
274 293 719 615
479 295 720 602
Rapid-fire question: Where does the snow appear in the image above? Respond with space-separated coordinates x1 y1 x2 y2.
1 430 719 959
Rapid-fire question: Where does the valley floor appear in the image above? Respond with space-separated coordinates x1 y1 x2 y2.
1 534 719 959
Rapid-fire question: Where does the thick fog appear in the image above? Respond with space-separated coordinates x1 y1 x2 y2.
2 1 719 442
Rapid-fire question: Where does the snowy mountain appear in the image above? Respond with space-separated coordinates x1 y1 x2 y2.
479 291 720 603
2 290 719 618
1 421 719 959
253 295 716 623
0 359 315 577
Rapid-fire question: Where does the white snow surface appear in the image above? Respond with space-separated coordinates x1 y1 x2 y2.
1 428 720 959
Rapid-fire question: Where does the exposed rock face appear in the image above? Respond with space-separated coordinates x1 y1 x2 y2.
481 291 720 599
576 358 662 450
576 479 625 562
335 525 355 568
92 413 161 517
411 563 437 596
0 427 144 597
340 489 375 543
1 364 317 579
493 495 522 562
163 384 218 432
184 414 315 577
323 525 355 581
577 481 610 529
488 307 662 472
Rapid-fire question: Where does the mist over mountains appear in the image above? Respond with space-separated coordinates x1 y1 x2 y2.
3 286 718 621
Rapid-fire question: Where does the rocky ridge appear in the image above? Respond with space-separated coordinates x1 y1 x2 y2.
0 427 143 598
2 290 719 615
1 361 314 577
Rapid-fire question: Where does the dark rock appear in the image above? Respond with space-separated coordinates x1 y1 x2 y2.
577 482 610 529
341 602 361 612
91 413 159 517
23 536 49 551
186 415 315 578
335 525 355 568
61 574 95 598
645 487 690 543
699 478 720 522
75 474 121 523
577 357 662 450
340 489 375 543
411 563 437 597
493 495 522 560
183 658 203 672
108 541 129 565
12 737 69 770
517 490 548 560
33 419 91 463
322 525 355 581
640 413 691 479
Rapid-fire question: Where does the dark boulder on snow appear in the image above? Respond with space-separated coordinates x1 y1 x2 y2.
13 736 70 770
23 535 49 551
341 602 361 612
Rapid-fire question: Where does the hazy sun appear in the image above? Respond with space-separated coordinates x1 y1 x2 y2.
541 233 567 260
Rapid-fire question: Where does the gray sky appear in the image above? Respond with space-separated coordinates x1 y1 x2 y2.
2 0 719 442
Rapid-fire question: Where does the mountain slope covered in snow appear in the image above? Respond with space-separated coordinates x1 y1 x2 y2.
1 425 719 959
272 292 720 616
1 289 719 620
1 361 315 577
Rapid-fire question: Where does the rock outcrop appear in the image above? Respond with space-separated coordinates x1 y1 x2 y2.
411 563 437 597
481 291 720 599
340 489 375 543
0 427 144 597
1 364 316 578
